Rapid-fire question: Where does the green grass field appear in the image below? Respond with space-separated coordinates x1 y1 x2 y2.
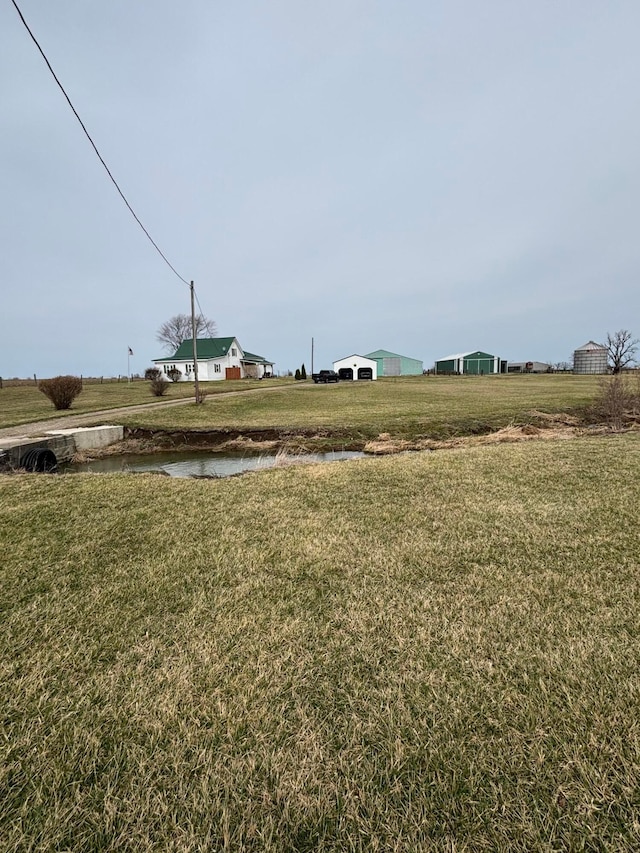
2 433 639 850
118 374 601 440
0 378 285 430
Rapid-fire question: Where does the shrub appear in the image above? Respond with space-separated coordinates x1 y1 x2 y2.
150 376 169 397
144 367 162 381
167 367 182 382
594 374 637 430
38 375 83 410
295 368 301 380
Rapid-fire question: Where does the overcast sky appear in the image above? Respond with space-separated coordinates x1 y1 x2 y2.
2 1 639 378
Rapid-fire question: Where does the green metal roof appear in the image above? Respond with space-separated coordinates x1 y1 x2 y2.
436 350 496 362
365 349 398 359
365 349 420 360
242 351 273 365
154 337 274 365
155 337 237 361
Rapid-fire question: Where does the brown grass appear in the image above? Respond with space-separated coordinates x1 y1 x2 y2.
1 434 640 849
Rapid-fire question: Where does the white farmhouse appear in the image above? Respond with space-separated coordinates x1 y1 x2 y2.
153 337 274 381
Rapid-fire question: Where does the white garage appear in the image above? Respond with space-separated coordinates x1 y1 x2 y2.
332 354 377 381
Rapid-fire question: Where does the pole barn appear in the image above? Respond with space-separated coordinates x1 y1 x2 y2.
435 351 503 375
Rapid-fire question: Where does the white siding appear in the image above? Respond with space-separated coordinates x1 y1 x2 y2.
332 355 378 380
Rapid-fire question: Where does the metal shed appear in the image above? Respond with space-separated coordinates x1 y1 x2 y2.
435 350 504 375
364 349 423 376
332 354 377 380
507 361 551 374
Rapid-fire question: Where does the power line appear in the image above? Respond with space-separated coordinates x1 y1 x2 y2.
10 0 190 287
194 290 209 326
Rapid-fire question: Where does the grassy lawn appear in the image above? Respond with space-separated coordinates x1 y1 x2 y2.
1 375 601 441
0 378 286 429
1 433 639 850
120 374 601 440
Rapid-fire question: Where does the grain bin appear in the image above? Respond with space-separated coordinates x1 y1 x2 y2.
572 341 608 374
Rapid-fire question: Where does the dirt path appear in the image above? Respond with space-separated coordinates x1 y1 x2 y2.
0 384 296 439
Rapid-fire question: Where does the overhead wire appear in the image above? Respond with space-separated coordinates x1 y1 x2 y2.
194 291 209 327
10 0 191 287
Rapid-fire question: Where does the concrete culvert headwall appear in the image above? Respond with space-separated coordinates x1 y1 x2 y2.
1 426 124 473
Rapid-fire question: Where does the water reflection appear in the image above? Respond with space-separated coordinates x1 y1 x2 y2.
66 450 365 478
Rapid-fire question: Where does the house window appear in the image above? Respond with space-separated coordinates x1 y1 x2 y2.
231 347 237 356
214 364 221 373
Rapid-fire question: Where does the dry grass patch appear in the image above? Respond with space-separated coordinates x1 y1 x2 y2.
364 421 605 453
1 434 640 850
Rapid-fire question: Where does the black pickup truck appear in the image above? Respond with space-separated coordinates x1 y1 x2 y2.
312 370 339 384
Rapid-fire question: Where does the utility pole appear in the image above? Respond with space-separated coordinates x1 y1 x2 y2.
190 281 201 404
311 337 314 376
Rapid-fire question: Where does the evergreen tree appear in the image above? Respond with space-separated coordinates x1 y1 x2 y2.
301 363 307 379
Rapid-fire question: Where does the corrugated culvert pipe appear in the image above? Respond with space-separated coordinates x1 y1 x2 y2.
19 448 58 473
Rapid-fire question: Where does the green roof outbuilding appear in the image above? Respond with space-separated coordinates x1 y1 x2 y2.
364 349 423 377
435 350 504 375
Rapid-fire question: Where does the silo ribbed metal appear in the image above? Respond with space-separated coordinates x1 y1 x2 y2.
572 341 608 374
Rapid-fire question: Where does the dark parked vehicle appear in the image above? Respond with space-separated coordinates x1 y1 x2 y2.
312 370 339 384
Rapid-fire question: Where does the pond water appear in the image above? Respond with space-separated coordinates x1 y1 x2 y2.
64 449 366 479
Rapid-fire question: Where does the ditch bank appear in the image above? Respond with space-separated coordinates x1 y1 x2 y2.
72 416 598 464
71 426 368 462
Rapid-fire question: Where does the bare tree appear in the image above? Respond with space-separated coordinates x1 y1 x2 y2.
156 314 217 352
606 329 638 374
